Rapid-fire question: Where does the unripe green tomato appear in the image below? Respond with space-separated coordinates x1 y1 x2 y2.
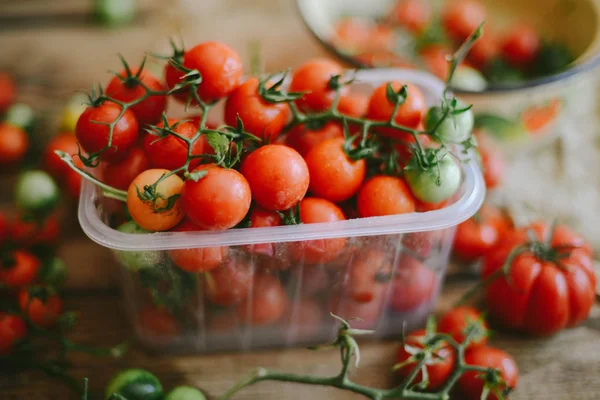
425 102 474 144
450 66 487 92
105 369 163 400
5 103 35 132
41 257 67 287
14 170 60 215
113 221 161 272
405 154 462 204
165 386 207 400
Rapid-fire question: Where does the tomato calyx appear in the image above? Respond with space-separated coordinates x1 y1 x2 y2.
112 54 148 89
83 83 107 109
327 72 356 91
258 72 305 104
476 368 513 400
276 203 302 226
342 118 379 161
135 176 181 213
167 60 204 107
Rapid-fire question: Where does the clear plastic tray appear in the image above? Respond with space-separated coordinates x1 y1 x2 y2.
78 68 485 353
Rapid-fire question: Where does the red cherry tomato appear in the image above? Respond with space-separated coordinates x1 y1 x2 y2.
11 214 60 247
182 165 251 230
75 102 138 163
337 92 369 118
389 254 437 312
182 41 243 102
477 136 505 189
43 133 79 179
0 122 28 165
442 0 487 42
65 165 83 198
332 17 373 52
501 24 541 67
344 250 390 303
305 137 366 202
236 272 287 326
390 0 432 33
366 81 425 139
0 72 16 113
0 211 9 244
101 147 149 191
240 145 309 211
289 198 347 264
143 118 208 171
164 58 189 104
105 67 167 126
0 250 40 288
459 346 518 400
137 306 181 338
209 312 241 333
419 45 452 81
0 312 27 355
468 32 499 69
289 59 349 112
204 257 253 306
402 231 438 258
357 176 416 217
18 288 63 328
438 306 489 349
289 265 330 297
328 285 386 329
224 77 290 141
453 204 510 262
284 122 343 158
242 207 282 257
168 219 228 272
483 222 595 336
396 329 455 390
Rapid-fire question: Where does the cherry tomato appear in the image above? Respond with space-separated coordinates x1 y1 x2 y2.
168 219 228 272
289 198 347 264
390 0 431 33
419 45 451 81
468 32 499 69
182 41 243 102
224 77 290 141
0 72 16 113
289 59 349 112
204 257 253 306
76 101 138 162
389 254 437 312
18 288 63 328
127 169 184 231
402 231 437 258
328 285 386 329
209 312 241 333
164 58 189 104
355 51 415 69
477 135 505 189
289 265 330 297
501 24 541 68
106 67 167 126
236 272 287 325
0 211 9 244
344 250 390 303
332 17 373 52
305 137 366 202
0 250 40 288
438 306 489 349
284 122 343 158
482 221 595 336
242 207 282 256
11 213 60 247
15 170 60 215
337 92 369 118
101 147 149 191
143 118 208 171
396 329 455 390
43 133 79 179
453 204 509 262
182 165 251 230
367 82 425 139
357 176 416 218
442 0 487 42
0 312 27 355
425 101 474 144
137 306 180 338
282 298 324 341
404 153 462 204
459 346 518 400
0 122 28 165
240 145 309 211
65 162 83 198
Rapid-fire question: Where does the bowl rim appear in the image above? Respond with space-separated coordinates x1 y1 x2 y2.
295 0 600 95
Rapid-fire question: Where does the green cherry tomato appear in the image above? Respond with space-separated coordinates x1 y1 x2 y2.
425 101 474 143
405 153 462 203
165 386 207 400
93 0 137 26
450 66 487 92
14 170 60 215
4 103 35 133
113 221 161 271
105 369 163 400
40 257 67 287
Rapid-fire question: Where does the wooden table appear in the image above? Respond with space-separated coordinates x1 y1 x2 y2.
1 1 600 399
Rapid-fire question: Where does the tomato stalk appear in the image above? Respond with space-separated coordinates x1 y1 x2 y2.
221 315 510 400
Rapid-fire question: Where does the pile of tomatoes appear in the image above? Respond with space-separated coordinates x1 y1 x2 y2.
332 0 573 87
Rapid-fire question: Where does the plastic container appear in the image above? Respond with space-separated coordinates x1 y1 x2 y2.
78 69 485 353
297 0 600 156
